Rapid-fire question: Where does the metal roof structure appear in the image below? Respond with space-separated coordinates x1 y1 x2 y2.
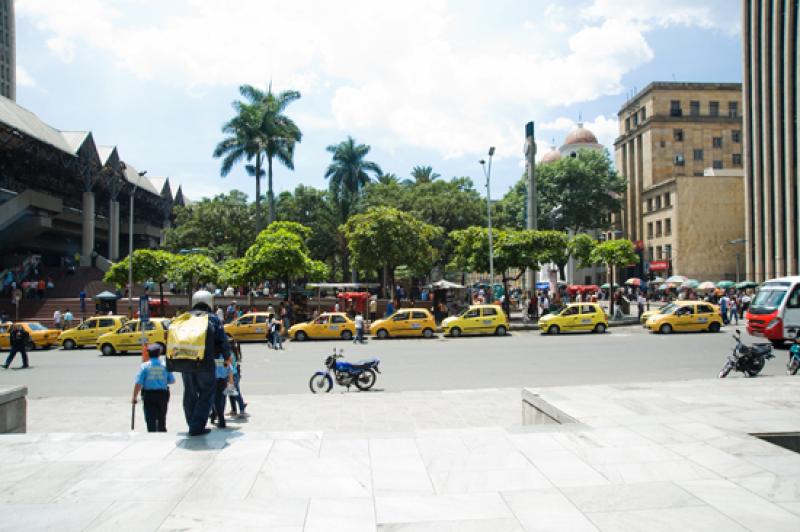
0 95 73 153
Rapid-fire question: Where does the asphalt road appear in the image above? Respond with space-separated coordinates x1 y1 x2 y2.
0 324 789 398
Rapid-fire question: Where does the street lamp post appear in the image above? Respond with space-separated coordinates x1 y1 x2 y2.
479 147 496 284
128 170 147 317
728 238 746 282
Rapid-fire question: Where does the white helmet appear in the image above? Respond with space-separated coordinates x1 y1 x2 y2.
191 289 214 310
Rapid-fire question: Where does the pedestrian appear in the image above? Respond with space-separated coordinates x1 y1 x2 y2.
270 316 283 349
385 299 394 317
741 292 751 312
131 344 174 432
228 339 247 417
354 311 365 344
637 293 646 319
215 306 224 323
171 290 233 437
2 324 31 369
281 303 291 338
369 296 377 322
719 292 730 325
728 296 739 325
209 345 234 429
79 289 86 313
53 308 62 330
226 301 237 323
63 308 74 329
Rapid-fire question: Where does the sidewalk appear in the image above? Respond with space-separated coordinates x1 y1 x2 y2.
1 378 799 531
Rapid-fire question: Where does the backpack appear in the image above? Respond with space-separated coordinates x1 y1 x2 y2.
166 311 218 372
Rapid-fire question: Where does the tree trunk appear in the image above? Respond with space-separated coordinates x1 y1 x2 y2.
608 263 615 316
255 153 263 232
267 156 275 224
158 281 164 317
383 264 389 298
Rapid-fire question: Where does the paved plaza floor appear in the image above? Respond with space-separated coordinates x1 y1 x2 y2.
1 376 800 531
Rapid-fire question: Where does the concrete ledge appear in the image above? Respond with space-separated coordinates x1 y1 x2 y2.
521 388 579 425
0 385 28 433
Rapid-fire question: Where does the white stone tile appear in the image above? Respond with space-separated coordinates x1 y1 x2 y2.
85 499 177 531
665 442 766 478
183 458 262 501
780 501 800 516
743 453 800 476
113 439 180 460
563 482 702 513
159 497 308 531
86 458 206 481
587 505 748 532
0 501 114 532
56 477 192 503
0 462 99 503
249 457 372 499
59 441 132 461
593 460 716 484
0 462 44 482
304 497 375 532
501 488 598 531
573 445 680 466
376 493 513 524
213 438 273 461
428 466 553 494
377 518 523 531
734 475 800 503
679 478 800 532
528 451 610 487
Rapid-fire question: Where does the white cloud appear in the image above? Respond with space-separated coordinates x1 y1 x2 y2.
17 0 733 160
15 66 37 88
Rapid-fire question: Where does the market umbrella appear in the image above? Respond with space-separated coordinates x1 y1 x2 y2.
600 283 617 289
429 279 465 290
94 290 119 301
652 276 665 283
681 279 699 289
624 277 641 286
698 281 716 290
657 283 669 291
666 275 688 284
735 280 759 289
716 280 736 289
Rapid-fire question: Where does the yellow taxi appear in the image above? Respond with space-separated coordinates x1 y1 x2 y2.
640 302 680 324
645 301 723 334
97 318 171 356
59 315 128 349
0 322 60 350
224 312 274 342
288 312 358 341
441 304 509 337
371 308 436 339
539 303 609 334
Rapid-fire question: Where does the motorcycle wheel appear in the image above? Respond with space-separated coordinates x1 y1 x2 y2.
788 360 799 375
308 374 333 393
354 369 377 391
745 357 765 377
718 362 733 378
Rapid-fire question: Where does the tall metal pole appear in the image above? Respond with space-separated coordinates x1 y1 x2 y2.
524 122 537 293
127 172 146 317
481 148 496 284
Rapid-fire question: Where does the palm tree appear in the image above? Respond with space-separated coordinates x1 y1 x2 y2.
213 102 267 229
377 173 400 185
409 165 441 184
324 136 382 280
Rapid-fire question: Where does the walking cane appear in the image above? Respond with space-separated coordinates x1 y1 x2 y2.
131 402 135 431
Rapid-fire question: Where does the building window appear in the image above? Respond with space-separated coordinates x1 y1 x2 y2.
670 100 682 117
673 129 684 141
693 149 704 161
664 244 672 260
640 108 647 121
732 130 741 143
665 218 672 235
664 192 671 207
693 171 704 176
647 222 653 239
625 117 630 132
655 196 662 209
712 137 723 148
709 101 719 116
632 113 639 126
690 100 700 116
656 221 662 237
713 160 723 169
656 246 663 260
674 153 685 166
647 198 653 212
647 246 654 261
732 153 742 166
728 101 738 117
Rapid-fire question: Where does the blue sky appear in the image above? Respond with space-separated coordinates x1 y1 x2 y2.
14 0 742 201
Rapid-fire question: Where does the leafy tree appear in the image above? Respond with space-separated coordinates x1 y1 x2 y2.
103 249 177 315
377 173 401 185
493 175 527 230
341 206 442 294
162 190 256 261
219 258 252 288
275 185 338 270
589 238 639 315
324 136 383 280
570 233 597 269
168 254 221 294
408 165 440 184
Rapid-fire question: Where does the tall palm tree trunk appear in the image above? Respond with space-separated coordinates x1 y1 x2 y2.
254 153 263 232
267 156 275 224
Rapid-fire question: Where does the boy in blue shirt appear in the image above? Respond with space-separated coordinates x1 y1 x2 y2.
131 344 175 432
210 352 234 429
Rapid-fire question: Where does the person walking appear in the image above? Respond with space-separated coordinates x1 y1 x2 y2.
210 348 234 429
385 299 394 318
131 344 174 432
2 324 31 369
53 308 62 330
174 290 232 436
354 311 365 344
79 290 87 313
63 309 74 329
228 339 247 418
369 296 377 323
637 293 646 320
719 293 730 325
215 306 224 323
728 296 739 325
270 315 283 349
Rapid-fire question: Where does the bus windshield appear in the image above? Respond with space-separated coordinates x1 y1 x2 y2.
750 288 787 314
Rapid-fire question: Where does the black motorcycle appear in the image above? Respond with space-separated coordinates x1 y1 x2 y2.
309 349 381 393
718 329 774 378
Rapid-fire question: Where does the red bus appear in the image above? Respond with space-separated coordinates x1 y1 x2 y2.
745 276 800 346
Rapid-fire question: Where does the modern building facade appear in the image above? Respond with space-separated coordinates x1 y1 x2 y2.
743 0 799 281
0 0 14 100
614 82 745 280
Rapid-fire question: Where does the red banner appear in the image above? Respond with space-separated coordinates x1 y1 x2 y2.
649 260 670 271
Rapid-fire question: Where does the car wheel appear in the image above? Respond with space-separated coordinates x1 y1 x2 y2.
495 325 507 336
594 323 607 334
377 329 389 339
101 343 116 356
450 327 462 338
63 339 76 350
422 328 434 338
708 322 721 333
341 330 353 341
295 330 308 341
660 323 673 334
548 325 560 335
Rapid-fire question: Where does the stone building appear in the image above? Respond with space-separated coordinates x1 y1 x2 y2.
0 0 13 100
743 0 799 281
614 82 745 280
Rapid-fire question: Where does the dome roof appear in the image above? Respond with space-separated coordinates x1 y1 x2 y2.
563 123 599 146
540 147 562 164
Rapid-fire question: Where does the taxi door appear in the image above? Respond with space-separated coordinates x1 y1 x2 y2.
410 311 430 335
692 304 714 331
391 311 411 336
327 315 348 337
559 306 581 331
96 318 119 337
578 305 598 330
75 318 99 344
0 323 9 349
672 306 695 331
252 314 270 338
308 315 330 337
461 308 482 334
114 322 140 351
233 315 255 340
480 306 502 333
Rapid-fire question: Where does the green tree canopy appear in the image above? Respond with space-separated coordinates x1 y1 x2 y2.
589 238 639 314
168 253 221 292
408 165 441 184
162 190 256 261
275 185 338 268
341 206 442 292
